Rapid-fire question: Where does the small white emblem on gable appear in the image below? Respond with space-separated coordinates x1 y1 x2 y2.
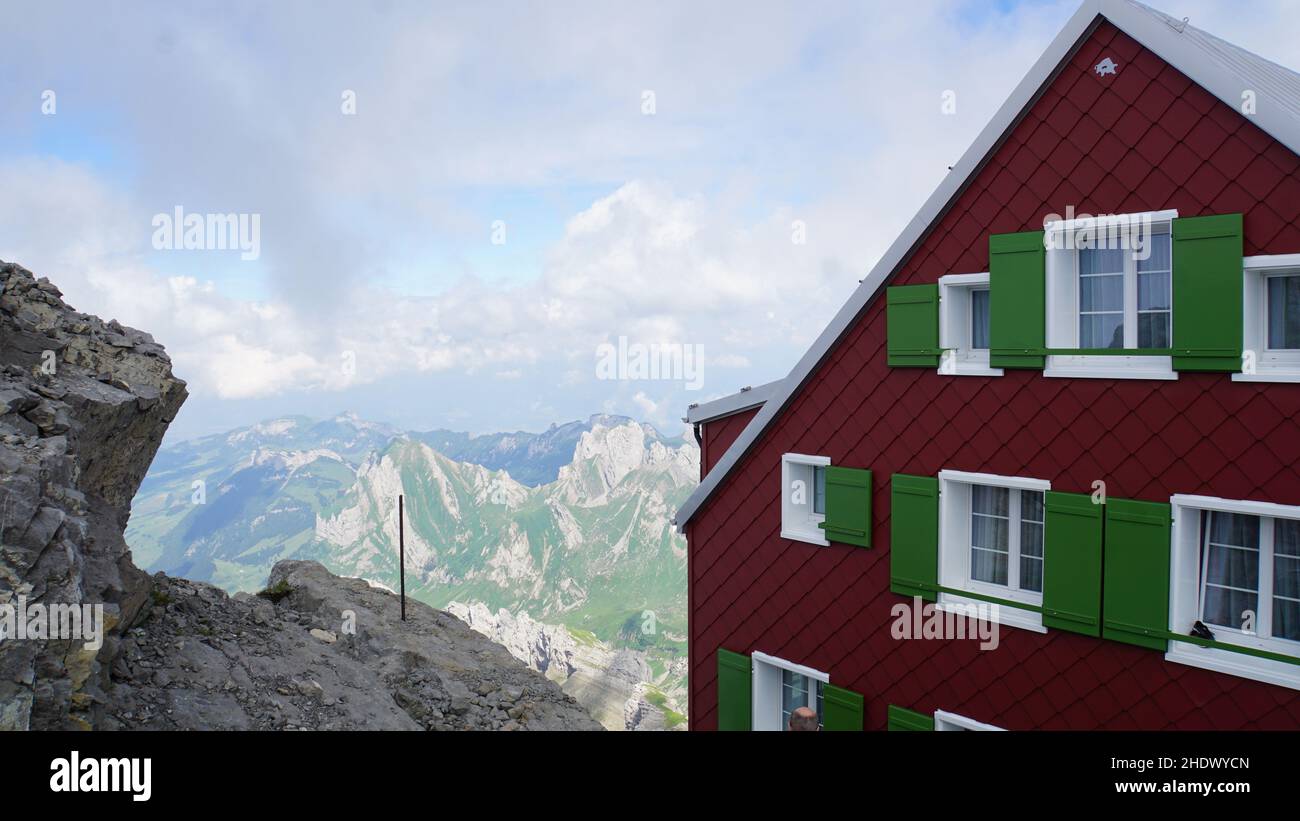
1095 57 1119 77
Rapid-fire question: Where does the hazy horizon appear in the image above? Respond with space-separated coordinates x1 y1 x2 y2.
155 403 691 446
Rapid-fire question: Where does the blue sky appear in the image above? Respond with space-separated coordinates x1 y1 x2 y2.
3 0 1297 441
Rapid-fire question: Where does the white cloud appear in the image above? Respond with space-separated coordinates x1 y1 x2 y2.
3 0 1298 435
1 165 850 401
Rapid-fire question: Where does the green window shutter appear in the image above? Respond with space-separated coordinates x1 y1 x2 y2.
887 284 940 367
887 705 934 731
989 230 1046 369
890 474 939 601
819 466 872 547
716 648 752 730
1102 499 1172 651
1042 491 1103 636
1172 213 1243 372
822 684 864 731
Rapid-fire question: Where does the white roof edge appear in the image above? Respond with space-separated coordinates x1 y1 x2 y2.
1115 0 1300 157
675 0 1300 531
674 1 1105 530
684 379 784 424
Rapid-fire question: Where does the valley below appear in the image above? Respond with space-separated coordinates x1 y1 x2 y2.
126 411 696 729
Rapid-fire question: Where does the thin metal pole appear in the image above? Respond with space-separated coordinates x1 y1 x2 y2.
399 494 406 621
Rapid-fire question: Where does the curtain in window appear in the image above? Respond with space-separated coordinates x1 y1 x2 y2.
1137 233 1171 348
1203 512 1260 630
971 289 991 350
971 486 1009 586
1079 247 1124 349
1275 519 1300 642
1019 491 1044 593
1268 275 1300 350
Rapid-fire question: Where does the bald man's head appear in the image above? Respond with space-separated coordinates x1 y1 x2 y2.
788 706 819 731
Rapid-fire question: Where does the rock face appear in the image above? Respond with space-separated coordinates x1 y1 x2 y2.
0 261 187 730
0 261 602 731
447 600 581 679
103 561 602 730
447 600 686 731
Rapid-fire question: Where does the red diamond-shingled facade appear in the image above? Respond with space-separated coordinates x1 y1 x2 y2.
686 21 1300 730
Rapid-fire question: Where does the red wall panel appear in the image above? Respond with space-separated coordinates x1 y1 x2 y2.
689 21 1300 730
700 408 759 478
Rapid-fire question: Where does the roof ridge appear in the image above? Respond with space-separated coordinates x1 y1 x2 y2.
1131 0 1297 70
1123 0 1300 116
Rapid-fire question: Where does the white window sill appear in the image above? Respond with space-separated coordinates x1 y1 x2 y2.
1232 370 1300 383
1045 355 1177 381
1166 642 1300 691
937 591 1046 634
938 361 1004 377
781 529 830 547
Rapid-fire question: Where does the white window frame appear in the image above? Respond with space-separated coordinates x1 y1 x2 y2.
781 453 830 546
751 650 828 732
1168 494 1300 691
1233 254 1300 383
938 272 1002 377
934 709 1005 731
1043 209 1178 381
936 469 1050 633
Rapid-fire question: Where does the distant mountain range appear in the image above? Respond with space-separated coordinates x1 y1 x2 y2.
413 414 655 487
126 411 697 728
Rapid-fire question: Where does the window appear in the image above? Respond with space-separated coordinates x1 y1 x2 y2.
938 273 1002 376
814 463 826 516
781 454 830 546
1194 511 1299 643
781 669 824 731
971 289 991 349
934 710 1005 731
938 470 1050 632
1137 235 1173 347
1079 245 1125 348
1235 254 1300 383
751 651 827 731
1044 210 1178 380
1169 495 1300 690
1268 275 1300 349
970 485 1044 592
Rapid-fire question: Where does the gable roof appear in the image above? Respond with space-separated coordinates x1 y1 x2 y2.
684 380 783 425
674 0 1300 530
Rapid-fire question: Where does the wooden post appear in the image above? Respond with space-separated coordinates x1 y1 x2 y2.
399 494 406 621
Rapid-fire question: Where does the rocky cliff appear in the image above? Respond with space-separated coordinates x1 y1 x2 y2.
0 261 601 731
0 261 186 730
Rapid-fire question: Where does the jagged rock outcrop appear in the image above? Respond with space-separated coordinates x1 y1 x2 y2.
624 683 668 731
0 262 602 731
448 600 686 730
104 561 602 730
0 261 187 730
447 600 581 679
